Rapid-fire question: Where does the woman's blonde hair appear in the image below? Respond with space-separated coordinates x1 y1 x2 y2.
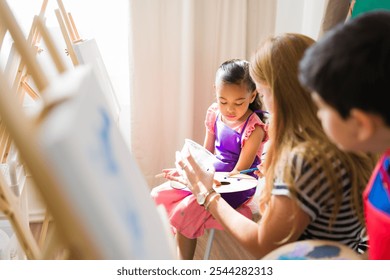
250 33 375 230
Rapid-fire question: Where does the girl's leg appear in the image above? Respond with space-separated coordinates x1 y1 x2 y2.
176 231 197 260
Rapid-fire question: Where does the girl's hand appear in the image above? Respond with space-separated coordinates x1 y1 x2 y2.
155 168 179 179
228 169 240 177
162 168 179 177
176 151 215 195
254 163 265 178
156 166 220 187
155 168 188 185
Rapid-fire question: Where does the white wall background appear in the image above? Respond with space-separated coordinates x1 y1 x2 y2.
275 0 326 38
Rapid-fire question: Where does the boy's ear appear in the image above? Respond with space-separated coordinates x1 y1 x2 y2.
350 109 376 141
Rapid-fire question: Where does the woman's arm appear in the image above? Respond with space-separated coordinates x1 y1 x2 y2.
207 191 310 259
178 152 311 259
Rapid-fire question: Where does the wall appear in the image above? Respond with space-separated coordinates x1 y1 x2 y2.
275 0 326 39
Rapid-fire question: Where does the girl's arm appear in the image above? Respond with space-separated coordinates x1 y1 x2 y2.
203 129 215 154
203 103 217 154
231 126 265 173
178 152 311 259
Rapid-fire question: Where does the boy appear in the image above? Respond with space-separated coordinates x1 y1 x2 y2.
298 11 390 259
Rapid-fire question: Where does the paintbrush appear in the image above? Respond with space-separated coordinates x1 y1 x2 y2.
239 167 259 174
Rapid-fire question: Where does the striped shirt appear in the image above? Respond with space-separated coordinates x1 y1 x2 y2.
272 152 366 252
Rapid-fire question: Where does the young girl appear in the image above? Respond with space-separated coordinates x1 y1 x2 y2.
203 59 267 207
176 33 377 259
151 59 267 259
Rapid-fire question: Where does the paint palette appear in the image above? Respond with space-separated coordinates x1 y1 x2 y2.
262 240 362 260
170 172 258 193
214 172 258 193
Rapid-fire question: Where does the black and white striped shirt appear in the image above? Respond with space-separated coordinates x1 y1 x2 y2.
272 153 366 252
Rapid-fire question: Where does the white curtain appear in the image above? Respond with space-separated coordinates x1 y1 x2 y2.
128 0 326 187
129 0 277 187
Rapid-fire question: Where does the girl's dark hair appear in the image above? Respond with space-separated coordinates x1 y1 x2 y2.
216 59 266 122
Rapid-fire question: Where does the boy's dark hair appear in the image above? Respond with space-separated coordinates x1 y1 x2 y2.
299 11 390 126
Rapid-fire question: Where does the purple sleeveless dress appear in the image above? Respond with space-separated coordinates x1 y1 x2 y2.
213 112 260 209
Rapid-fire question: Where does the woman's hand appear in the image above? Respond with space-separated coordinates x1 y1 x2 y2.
176 151 215 196
254 163 265 178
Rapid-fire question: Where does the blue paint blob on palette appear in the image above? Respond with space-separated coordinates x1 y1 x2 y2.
306 245 341 259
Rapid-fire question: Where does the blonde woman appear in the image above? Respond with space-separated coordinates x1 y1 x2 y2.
176 33 376 259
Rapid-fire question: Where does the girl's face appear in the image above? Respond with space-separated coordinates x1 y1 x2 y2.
255 81 272 114
312 92 359 151
215 83 255 123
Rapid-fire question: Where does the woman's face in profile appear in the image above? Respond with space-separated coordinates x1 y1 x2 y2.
254 81 272 114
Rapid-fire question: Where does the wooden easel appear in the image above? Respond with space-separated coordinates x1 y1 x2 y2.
0 0 119 259
0 160 40 259
1 0 175 259
54 0 79 65
54 0 121 122
16 0 49 101
0 0 77 259
0 0 50 163
0 0 54 259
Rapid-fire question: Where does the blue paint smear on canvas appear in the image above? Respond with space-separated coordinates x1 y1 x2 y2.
96 107 145 257
99 108 118 174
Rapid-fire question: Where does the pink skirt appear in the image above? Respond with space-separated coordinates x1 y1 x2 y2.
151 182 253 239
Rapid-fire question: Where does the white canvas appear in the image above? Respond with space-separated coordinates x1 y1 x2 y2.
72 39 121 122
38 65 174 259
